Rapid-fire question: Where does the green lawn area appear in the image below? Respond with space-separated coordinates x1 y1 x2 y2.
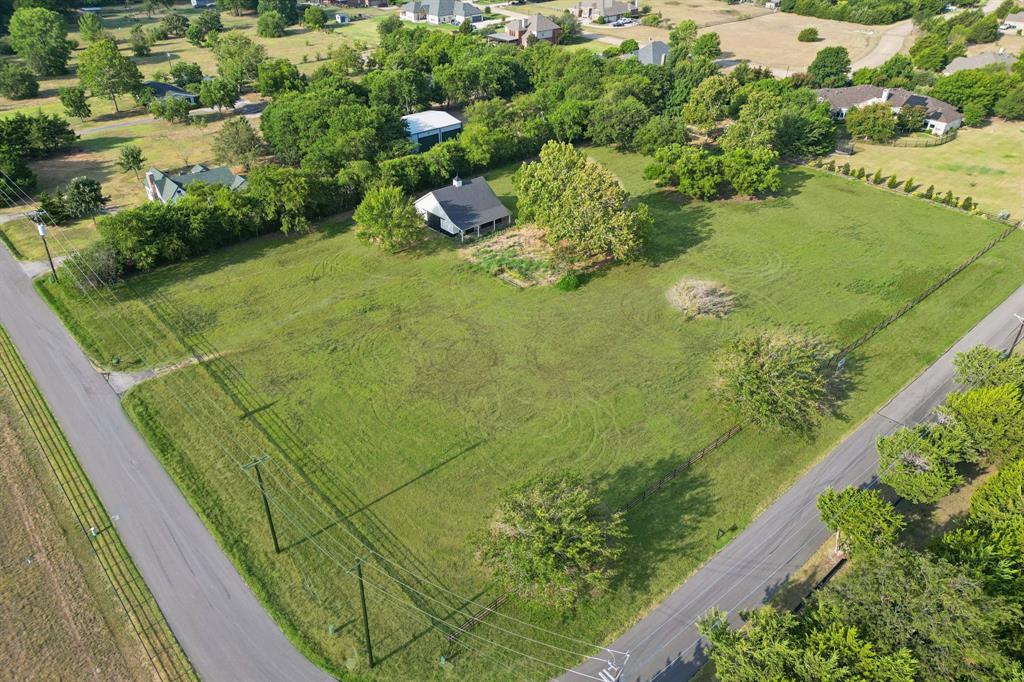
829 119 1024 222
35 149 1024 681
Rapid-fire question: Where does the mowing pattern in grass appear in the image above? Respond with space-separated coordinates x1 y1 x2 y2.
0 325 195 682
37 156 1024 680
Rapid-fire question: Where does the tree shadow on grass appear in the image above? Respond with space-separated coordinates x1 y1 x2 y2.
640 194 715 266
143 289 505 663
592 457 716 596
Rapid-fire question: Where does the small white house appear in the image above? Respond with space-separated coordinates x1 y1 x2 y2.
401 110 463 152
415 177 512 241
335 12 350 23
191 0 216 7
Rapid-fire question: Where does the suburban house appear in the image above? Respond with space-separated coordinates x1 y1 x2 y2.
401 110 463 152
489 14 562 46
144 165 247 204
942 52 1015 75
626 40 668 66
415 177 512 241
400 0 482 23
815 85 963 136
571 0 635 21
1003 11 1024 29
143 81 199 105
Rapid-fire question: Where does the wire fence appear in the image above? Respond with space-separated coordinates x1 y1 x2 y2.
0 324 195 682
828 219 1021 371
619 425 744 514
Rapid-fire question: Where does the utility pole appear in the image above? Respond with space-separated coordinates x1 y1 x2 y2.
36 222 57 282
1008 314 1024 358
356 558 375 668
241 456 280 554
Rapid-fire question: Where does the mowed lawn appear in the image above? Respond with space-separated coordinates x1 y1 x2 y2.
37 151 1024 680
829 119 1024 222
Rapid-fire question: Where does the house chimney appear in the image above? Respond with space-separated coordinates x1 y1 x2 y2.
452 176 463 187
144 171 158 201
882 88 891 101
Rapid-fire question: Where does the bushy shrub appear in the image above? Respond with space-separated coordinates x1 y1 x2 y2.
798 27 819 42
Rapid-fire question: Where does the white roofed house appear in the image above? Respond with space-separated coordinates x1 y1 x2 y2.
942 52 1015 75
401 110 463 152
400 0 482 24
571 0 636 21
415 176 512 241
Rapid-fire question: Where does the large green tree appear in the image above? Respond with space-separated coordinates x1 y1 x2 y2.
244 163 313 234
844 102 897 142
937 384 1024 464
9 7 70 76
723 146 781 197
77 39 143 112
815 548 1020 680
212 31 267 84
644 144 723 200
808 46 851 88
476 471 626 611
213 117 263 171
352 184 423 252
876 423 975 504
513 140 651 261
715 331 832 432
817 487 904 556
58 85 91 120
699 606 917 682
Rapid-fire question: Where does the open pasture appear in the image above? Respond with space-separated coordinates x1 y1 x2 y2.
36 149 1024 680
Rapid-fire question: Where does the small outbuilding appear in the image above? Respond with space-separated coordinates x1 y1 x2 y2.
401 110 463 152
143 80 199 105
415 176 512 241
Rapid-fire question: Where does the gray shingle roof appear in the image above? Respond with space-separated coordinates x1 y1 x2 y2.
144 80 197 99
814 86 961 124
146 166 246 203
943 52 1015 74
632 40 668 65
425 177 509 231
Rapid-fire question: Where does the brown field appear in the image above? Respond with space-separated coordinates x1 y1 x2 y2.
0 388 153 682
827 119 1024 221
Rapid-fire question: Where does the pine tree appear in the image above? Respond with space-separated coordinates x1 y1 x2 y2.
924 184 934 200
872 169 883 185
887 175 899 189
961 196 973 211
903 176 914 193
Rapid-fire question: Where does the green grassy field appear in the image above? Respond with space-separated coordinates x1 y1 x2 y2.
829 120 1024 222
37 149 1024 680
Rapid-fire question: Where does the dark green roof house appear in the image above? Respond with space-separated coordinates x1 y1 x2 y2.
144 164 247 204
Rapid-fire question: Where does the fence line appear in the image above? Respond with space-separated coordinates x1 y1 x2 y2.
619 425 744 514
862 129 958 148
829 219 1020 370
0 325 195 682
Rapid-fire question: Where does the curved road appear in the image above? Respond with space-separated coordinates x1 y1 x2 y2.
0 247 331 681
564 278 1024 682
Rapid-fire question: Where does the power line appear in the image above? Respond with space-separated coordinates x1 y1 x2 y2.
0 177 623 678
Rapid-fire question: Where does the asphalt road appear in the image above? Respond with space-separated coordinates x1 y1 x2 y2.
0 248 331 681
564 281 1024 682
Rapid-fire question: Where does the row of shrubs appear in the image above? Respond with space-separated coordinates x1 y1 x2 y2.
811 158 987 215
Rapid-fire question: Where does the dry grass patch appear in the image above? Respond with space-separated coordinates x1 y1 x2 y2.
667 278 737 319
462 226 609 287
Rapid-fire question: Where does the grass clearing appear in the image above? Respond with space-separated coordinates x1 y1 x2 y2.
829 119 1024 221
36 149 1024 680
0 358 153 681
